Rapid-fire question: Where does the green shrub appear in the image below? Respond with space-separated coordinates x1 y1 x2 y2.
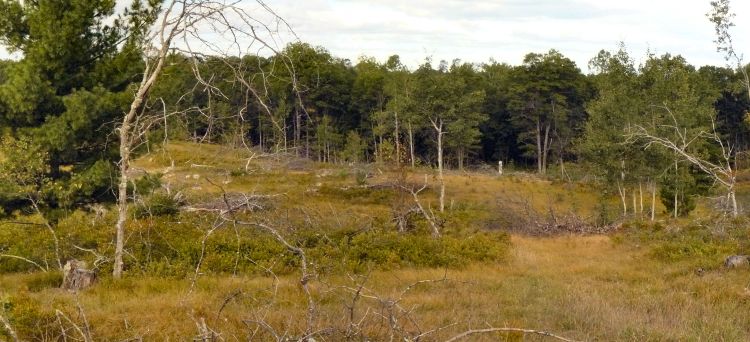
618 219 739 267
355 170 368 186
345 229 509 271
0 207 511 280
132 192 183 218
132 172 163 196
1 293 56 340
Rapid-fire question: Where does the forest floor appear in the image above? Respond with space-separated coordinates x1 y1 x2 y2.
2 142 750 341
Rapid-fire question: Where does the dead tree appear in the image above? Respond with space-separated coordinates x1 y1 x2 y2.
627 106 739 217
114 0 297 278
428 118 447 212
398 175 442 238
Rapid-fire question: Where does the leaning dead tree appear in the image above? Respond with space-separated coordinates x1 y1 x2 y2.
627 105 739 217
114 0 297 278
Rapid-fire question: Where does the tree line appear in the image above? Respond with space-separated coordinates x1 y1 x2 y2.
0 0 748 224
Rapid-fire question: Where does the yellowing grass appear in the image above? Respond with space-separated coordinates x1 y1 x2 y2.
3 235 750 340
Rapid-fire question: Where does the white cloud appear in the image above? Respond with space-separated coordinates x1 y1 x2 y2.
268 0 750 71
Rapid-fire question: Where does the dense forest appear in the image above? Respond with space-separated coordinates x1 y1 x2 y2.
2 37 748 218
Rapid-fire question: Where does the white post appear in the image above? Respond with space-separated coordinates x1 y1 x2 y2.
498 161 503 175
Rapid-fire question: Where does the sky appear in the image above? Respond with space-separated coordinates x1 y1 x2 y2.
266 0 750 72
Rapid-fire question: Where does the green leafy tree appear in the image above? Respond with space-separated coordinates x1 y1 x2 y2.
315 115 342 163
581 47 660 217
584 49 718 218
279 43 354 157
412 59 486 213
384 55 421 167
0 0 151 213
635 54 720 217
509 50 590 174
341 130 365 163
445 61 488 170
0 136 63 269
479 61 520 164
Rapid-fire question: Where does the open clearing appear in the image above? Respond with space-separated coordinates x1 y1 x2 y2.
3 234 750 341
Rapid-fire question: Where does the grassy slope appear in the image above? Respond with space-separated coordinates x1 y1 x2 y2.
1 142 749 340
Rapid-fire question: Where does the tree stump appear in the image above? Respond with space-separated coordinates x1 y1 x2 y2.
61 259 97 290
724 255 749 269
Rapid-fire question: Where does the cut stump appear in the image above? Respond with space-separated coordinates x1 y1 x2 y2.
61 259 97 291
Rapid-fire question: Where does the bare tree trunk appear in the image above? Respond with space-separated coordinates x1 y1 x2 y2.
458 148 464 171
542 123 551 174
617 182 627 216
305 121 310 159
408 122 415 168
639 182 644 215
295 107 301 156
651 181 656 221
438 127 445 212
729 175 738 217
258 112 263 152
674 160 678 218
283 125 287 153
536 118 543 174
114 6 177 277
394 111 400 167
377 135 383 164
113 145 129 279
632 188 637 217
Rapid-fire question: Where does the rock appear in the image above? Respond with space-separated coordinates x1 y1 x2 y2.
61 259 97 291
724 255 750 269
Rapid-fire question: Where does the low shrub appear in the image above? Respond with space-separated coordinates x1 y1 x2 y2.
617 219 742 268
0 207 511 279
1 293 56 340
132 192 184 218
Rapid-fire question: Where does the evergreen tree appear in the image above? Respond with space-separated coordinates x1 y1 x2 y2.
0 0 153 215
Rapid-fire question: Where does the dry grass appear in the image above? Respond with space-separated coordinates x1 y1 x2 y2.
3 235 750 340
3 142 750 340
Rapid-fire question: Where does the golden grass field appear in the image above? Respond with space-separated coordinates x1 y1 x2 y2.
2 142 750 341
3 234 750 340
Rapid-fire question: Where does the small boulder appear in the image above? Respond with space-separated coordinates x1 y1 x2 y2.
724 255 750 269
61 259 97 291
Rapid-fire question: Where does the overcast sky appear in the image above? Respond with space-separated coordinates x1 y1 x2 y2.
267 0 750 72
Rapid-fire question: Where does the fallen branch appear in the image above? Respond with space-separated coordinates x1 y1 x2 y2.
0 253 48 273
444 327 579 342
398 175 441 238
0 312 19 342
